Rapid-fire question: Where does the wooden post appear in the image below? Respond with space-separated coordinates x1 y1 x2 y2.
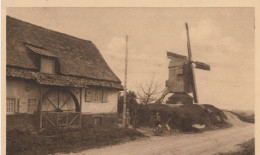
58 90 60 109
39 87 43 129
17 99 19 113
56 113 59 126
79 88 82 128
123 35 128 127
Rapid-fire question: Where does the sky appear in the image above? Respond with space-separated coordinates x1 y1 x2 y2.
7 7 255 111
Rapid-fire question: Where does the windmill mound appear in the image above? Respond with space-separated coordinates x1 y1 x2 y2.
136 104 228 132
223 111 250 127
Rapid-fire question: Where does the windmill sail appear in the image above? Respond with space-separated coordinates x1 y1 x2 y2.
194 61 210 71
185 23 198 103
165 23 210 105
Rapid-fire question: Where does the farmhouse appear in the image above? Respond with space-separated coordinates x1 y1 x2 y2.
6 16 123 129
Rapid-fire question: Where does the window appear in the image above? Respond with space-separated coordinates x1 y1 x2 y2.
102 91 108 103
28 99 37 113
85 89 108 103
40 57 55 74
93 90 103 102
6 98 15 113
85 90 93 102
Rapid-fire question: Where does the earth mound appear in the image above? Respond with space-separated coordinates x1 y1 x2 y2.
136 104 228 132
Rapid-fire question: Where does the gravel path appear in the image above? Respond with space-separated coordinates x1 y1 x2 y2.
60 112 254 155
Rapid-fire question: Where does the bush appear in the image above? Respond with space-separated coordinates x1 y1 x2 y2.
7 129 52 154
7 127 144 155
118 91 139 117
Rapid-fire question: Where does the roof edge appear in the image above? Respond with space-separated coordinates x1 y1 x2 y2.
7 16 93 44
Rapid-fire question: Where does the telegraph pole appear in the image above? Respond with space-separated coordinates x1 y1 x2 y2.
123 35 128 127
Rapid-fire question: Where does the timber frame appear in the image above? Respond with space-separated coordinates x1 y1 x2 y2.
38 87 82 129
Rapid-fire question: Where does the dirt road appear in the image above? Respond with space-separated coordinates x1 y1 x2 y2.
63 112 254 155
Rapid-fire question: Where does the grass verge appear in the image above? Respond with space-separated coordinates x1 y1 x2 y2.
219 138 255 155
7 126 144 155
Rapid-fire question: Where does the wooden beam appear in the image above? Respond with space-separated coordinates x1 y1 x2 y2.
56 113 59 126
39 88 43 129
79 88 82 128
59 96 72 110
58 91 60 109
46 96 58 110
68 114 79 126
42 115 56 127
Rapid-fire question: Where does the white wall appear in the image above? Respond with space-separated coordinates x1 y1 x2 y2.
6 78 118 114
81 88 118 114
6 78 41 114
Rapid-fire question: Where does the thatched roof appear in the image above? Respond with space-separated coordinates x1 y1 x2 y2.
24 44 57 58
6 16 122 89
7 66 123 89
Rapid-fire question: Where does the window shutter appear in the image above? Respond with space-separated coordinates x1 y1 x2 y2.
102 90 108 103
94 91 97 102
98 90 103 102
27 99 37 113
85 89 93 102
15 99 20 113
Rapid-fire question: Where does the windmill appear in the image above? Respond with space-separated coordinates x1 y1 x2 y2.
157 23 210 104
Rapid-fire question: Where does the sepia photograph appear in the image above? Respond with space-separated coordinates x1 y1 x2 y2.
4 7 255 154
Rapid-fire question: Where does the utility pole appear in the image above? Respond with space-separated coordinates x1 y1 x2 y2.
123 35 128 127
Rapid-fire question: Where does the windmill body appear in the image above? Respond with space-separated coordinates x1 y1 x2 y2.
166 52 192 94
165 23 210 105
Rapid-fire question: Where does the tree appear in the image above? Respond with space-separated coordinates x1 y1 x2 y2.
137 79 164 105
117 91 138 116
